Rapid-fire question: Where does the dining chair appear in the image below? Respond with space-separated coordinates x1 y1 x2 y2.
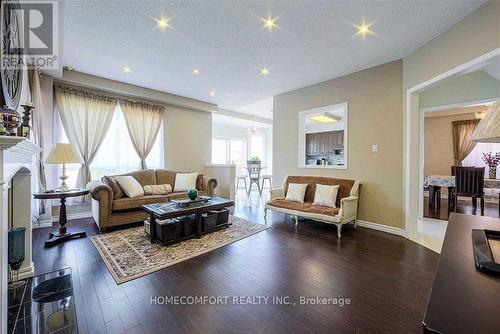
235 175 248 193
247 162 263 195
453 166 485 215
260 174 272 193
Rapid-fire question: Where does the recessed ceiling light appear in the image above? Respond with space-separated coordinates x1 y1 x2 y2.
260 68 270 76
354 21 374 38
155 17 170 30
123 66 132 74
260 14 279 31
193 68 200 75
209 91 215 96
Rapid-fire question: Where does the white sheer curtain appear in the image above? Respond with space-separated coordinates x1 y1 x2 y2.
54 85 117 189
28 68 47 215
462 142 500 178
120 100 164 169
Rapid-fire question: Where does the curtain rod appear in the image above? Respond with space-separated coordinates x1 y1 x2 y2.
53 78 196 111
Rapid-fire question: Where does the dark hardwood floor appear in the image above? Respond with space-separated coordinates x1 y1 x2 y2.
423 196 499 221
32 193 438 334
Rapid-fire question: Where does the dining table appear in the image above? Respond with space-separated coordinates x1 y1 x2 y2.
424 175 500 212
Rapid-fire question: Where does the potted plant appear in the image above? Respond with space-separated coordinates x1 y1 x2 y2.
482 152 500 179
247 156 261 166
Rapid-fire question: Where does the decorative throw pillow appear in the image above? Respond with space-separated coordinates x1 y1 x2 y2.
143 184 172 195
313 184 339 208
174 172 199 191
115 176 144 198
285 183 308 203
102 175 124 200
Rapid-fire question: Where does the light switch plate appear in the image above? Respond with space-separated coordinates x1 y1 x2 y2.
371 144 378 153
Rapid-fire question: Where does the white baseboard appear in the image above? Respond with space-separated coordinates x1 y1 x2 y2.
356 219 407 238
32 220 53 229
52 211 92 223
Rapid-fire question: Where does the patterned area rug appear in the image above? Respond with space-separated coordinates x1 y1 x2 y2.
91 215 270 284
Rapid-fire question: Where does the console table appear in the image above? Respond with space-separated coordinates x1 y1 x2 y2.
423 213 500 333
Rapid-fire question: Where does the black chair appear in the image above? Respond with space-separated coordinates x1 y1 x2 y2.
453 166 485 215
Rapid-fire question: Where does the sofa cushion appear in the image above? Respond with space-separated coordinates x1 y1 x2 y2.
143 184 172 195
313 184 339 208
284 176 355 207
112 195 169 211
115 176 144 198
285 183 307 203
121 169 157 187
156 170 176 187
267 199 339 217
174 172 198 191
102 175 124 200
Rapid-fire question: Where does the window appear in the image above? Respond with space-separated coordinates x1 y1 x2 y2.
58 104 163 187
250 136 264 161
211 138 246 164
462 142 500 177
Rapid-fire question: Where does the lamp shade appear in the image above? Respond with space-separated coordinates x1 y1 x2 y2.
45 143 82 164
471 102 500 143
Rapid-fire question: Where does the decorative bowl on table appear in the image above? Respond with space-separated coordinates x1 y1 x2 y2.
187 188 198 200
0 105 21 135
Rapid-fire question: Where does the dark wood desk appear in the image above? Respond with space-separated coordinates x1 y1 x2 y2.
423 213 500 333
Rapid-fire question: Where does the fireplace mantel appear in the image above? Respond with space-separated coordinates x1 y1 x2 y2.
0 136 41 334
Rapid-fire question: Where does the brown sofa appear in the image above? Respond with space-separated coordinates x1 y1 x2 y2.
87 169 217 232
265 175 361 238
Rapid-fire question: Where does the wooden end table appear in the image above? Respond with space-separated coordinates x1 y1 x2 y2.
33 189 89 247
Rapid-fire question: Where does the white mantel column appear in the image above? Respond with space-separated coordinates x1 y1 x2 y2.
0 137 41 334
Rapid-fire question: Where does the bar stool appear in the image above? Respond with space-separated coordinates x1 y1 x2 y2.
236 175 247 193
260 174 272 193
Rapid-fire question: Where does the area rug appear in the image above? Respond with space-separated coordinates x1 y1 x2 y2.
90 215 270 284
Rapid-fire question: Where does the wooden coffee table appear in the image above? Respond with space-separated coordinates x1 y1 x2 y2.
33 189 89 247
142 197 234 243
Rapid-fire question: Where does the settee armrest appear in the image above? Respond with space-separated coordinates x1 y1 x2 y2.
337 196 359 222
202 176 217 196
86 180 113 212
270 188 285 200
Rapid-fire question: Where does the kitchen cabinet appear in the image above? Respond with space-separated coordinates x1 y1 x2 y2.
306 130 344 155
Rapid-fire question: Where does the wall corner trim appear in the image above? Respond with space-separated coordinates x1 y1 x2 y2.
355 219 407 238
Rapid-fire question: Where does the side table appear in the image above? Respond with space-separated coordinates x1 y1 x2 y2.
33 189 89 247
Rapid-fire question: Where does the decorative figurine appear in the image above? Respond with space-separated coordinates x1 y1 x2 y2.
18 102 34 138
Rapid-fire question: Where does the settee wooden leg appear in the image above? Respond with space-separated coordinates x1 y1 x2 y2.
294 216 298 227
264 207 267 223
337 224 342 238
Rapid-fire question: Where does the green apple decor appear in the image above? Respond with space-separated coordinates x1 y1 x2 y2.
187 188 198 200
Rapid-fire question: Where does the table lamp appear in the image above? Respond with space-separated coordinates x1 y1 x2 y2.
45 143 82 192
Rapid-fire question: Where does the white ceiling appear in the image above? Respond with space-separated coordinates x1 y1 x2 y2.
63 1 484 112
213 114 272 129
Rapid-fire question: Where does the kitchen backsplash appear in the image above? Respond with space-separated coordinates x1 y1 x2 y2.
306 152 345 166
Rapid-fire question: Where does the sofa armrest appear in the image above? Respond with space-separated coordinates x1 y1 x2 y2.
202 176 217 196
86 180 113 214
270 188 285 200
337 196 359 222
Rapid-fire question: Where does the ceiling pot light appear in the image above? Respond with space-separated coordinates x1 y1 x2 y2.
193 68 200 75
260 68 270 76
123 66 132 74
309 112 341 123
354 21 374 38
261 14 278 31
209 91 215 96
156 17 170 30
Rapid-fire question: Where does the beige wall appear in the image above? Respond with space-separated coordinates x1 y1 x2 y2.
273 60 403 228
424 111 477 178
402 0 500 235
164 106 212 173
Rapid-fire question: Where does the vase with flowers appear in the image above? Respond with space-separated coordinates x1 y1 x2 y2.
482 152 500 179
